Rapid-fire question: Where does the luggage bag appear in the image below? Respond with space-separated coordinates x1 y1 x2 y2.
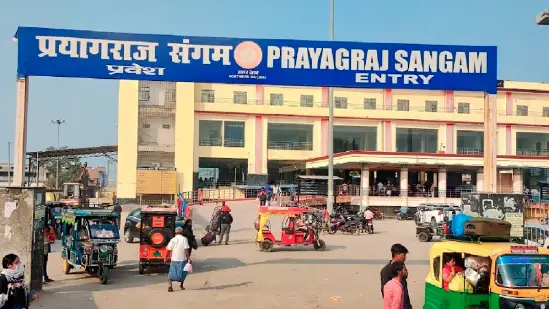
464 218 511 237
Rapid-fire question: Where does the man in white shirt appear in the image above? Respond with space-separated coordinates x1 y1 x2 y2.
166 226 191 292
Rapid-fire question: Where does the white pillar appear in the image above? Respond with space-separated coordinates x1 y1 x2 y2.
13 77 29 186
477 168 484 192
400 165 409 206
512 169 523 193
360 164 369 210
438 168 447 202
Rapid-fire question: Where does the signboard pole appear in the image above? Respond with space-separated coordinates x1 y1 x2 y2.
13 76 29 186
483 93 497 193
327 0 335 215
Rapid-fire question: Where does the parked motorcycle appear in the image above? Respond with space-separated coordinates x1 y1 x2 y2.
395 207 416 220
328 213 361 234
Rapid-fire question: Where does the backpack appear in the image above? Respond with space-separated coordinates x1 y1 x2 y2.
221 212 233 224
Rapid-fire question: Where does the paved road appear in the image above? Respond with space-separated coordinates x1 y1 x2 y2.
33 201 432 309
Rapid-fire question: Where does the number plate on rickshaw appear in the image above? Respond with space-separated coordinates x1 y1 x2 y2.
535 294 548 302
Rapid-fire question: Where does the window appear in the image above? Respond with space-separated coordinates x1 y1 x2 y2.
200 90 215 103
224 121 245 147
142 123 150 128
334 126 377 152
198 120 222 146
268 123 313 150
396 128 438 153
425 100 438 112
335 97 348 109
233 91 248 104
364 98 376 110
544 107 549 117
165 89 176 103
458 102 470 114
139 85 150 101
433 256 441 281
517 105 528 116
270 93 284 106
300 95 314 107
162 124 171 129
397 99 409 111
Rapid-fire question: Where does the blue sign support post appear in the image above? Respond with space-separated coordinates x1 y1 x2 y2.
11 27 498 189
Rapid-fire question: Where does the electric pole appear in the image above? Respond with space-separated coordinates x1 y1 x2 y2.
51 120 65 189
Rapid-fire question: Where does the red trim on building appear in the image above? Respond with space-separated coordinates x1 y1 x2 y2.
321 119 328 156
255 85 264 105
321 87 329 107
383 121 392 151
446 124 454 153
445 91 454 113
383 89 392 110
505 92 512 116
505 125 512 155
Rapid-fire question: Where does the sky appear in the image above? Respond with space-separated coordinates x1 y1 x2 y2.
1 0 549 167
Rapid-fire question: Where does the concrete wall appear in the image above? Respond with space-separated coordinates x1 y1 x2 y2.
0 187 45 291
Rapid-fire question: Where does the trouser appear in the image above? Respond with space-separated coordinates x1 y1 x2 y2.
219 224 231 244
43 253 49 279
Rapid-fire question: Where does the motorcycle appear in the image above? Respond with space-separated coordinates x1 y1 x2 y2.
364 219 374 234
395 208 416 220
328 214 361 234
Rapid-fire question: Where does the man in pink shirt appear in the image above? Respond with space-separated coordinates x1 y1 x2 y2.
383 261 408 309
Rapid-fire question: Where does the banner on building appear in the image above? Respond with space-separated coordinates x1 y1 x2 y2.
16 27 497 93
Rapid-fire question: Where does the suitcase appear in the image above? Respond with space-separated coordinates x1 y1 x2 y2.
201 232 215 246
464 218 511 237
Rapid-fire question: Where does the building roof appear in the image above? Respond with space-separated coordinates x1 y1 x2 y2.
27 145 117 160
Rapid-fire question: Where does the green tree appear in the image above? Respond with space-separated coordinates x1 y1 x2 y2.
41 146 82 189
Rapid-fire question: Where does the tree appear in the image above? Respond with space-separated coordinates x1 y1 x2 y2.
41 146 82 189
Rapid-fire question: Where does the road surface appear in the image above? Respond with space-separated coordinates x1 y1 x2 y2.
32 201 431 309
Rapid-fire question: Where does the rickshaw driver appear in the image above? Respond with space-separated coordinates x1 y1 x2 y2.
295 215 310 241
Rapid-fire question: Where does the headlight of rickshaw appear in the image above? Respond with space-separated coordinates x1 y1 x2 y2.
515 304 525 309
99 245 112 253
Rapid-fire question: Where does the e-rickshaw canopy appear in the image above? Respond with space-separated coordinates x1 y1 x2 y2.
256 206 312 242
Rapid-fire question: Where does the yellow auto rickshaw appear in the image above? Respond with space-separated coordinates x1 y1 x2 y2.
424 240 549 309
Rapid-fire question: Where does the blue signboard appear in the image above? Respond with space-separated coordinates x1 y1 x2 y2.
15 27 498 93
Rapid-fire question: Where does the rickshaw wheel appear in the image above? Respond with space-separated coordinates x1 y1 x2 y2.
62 260 71 274
100 267 109 285
260 240 274 252
314 239 326 251
418 232 430 242
138 264 145 275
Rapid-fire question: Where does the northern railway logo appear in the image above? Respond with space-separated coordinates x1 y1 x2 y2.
234 41 263 69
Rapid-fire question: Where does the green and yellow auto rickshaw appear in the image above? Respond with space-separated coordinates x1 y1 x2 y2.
60 207 120 284
424 240 549 309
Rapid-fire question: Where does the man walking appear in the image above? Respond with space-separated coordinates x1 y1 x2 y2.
218 207 233 245
166 226 191 292
381 244 411 309
43 224 56 283
383 261 408 309
112 201 122 228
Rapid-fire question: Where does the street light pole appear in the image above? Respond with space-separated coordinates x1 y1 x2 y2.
327 0 335 214
51 119 65 189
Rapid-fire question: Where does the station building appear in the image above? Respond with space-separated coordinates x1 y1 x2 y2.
116 80 549 203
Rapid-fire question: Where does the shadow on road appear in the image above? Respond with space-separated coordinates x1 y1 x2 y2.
195 281 253 291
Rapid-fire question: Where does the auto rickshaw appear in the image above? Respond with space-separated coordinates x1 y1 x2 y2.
60 207 120 284
256 206 326 252
138 206 178 274
424 239 549 309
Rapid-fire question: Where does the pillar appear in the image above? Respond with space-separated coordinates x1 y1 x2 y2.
117 80 139 198
360 164 370 210
13 77 29 186
255 85 264 105
438 168 447 201
512 169 523 193
477 168 484 192
175 82 198 193
483 93 497 193
247 116 268 185
400 165 408 206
